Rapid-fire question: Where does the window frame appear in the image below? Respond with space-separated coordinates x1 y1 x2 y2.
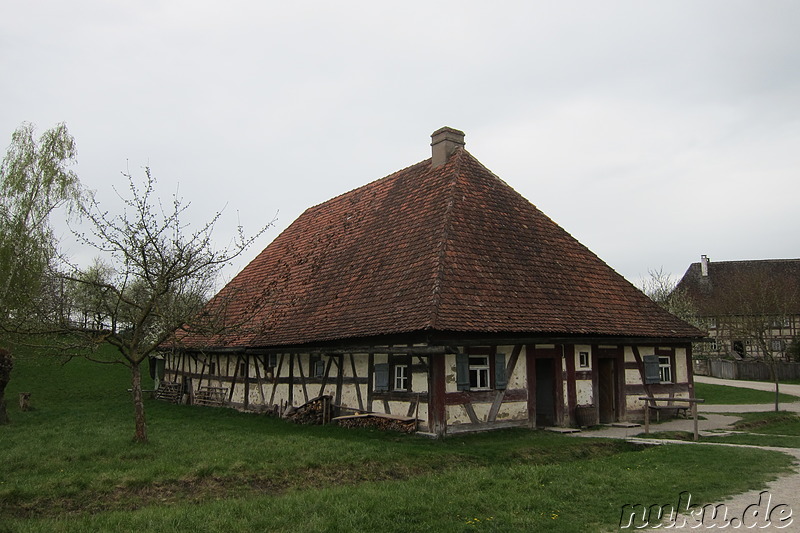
468 355 491 390
658 355 672 384
393 364 409 391
456 348 504 391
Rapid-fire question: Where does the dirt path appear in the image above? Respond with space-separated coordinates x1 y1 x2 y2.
696 375 800 397
670 445 800 530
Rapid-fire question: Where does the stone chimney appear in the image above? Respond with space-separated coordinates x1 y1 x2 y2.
700 255 709 277
431 127 465 168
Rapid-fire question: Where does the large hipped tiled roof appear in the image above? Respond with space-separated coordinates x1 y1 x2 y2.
179 138 703 349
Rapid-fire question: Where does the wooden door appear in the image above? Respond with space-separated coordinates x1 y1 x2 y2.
598 358 616 423
535 358 555 427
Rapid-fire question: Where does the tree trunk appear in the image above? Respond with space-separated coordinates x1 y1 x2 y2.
130 362 148 443
774 375 780 413
0 348 12 425
0 389 8 425
768 360 780 413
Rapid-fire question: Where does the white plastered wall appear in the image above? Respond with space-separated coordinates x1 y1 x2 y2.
574 344 593 406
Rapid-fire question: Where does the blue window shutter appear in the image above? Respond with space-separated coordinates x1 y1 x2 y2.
456 353 470 391
495 353 507 390
643 355 660 384
374 363 389 392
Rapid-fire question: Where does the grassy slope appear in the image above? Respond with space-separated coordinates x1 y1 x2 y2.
0 344 794 532
703 411 800 448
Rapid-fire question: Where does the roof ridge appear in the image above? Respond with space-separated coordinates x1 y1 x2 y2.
302 158 432 213
427 148 465 329
691 258 800 266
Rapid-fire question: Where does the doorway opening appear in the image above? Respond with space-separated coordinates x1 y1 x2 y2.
535 358 556 427
598 358 617 424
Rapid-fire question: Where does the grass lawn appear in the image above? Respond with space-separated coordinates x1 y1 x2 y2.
0 343 795 532
702 412 800 448
694 382 799 405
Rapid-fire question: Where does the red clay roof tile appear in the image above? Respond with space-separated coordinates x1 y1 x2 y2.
178 146 703 348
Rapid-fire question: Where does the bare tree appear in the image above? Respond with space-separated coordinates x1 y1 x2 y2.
64 168 270 442
711 270 798 412
641 268 701 327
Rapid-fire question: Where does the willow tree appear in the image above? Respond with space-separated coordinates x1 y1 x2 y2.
0 122 81 424
67 168 269 443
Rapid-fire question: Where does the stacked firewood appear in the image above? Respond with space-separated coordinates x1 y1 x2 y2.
335 414 417 434
285 395 332 425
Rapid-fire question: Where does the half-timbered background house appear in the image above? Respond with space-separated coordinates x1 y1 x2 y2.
676 256 800 360
162 127 704 436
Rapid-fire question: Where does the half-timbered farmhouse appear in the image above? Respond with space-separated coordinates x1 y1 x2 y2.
676 256 800 360
163 127 704 436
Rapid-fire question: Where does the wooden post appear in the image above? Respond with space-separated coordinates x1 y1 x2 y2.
428 355 446 437
692 402 699 441
644 401 650 434
415 393 421 432
19 392 31 411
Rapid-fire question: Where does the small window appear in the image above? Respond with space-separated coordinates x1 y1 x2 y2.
710 339 718 351
309 355 325 378
771 339 785 352
268 354 278 368
708 317 717 330
394 364 408 391
469 356 490 389
658 356 672 383
238 361 247 377
208 361 217 375
579 352 590 368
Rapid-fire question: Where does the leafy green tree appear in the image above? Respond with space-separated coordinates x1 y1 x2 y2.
65 168 268 443
0 122 81 424
0 122 81 324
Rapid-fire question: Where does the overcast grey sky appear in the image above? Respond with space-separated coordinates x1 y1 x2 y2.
2 1 798 287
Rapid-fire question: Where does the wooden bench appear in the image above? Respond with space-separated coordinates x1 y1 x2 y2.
195 386 228 406
639 396 704 441
646 403 689 422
